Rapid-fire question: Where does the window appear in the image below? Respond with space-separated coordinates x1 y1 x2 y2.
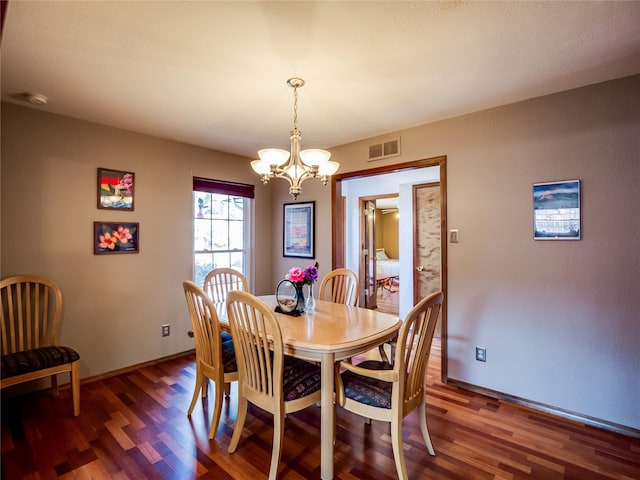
192 177 254 286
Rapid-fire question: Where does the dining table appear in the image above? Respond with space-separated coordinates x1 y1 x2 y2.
215 294 401 480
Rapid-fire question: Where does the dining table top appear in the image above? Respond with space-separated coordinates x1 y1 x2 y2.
215 294 401 362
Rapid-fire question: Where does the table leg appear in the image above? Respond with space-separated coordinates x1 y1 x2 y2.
320 352 335 479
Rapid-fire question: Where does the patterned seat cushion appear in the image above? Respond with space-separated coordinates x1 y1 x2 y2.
1 346 80 379
341 359 394 409
283 356 321 401
220 333 237 373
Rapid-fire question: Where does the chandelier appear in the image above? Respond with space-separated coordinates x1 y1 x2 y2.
251 78 339 199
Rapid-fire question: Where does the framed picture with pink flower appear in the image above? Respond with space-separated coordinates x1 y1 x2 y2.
94 222 139 254
97 168 135 210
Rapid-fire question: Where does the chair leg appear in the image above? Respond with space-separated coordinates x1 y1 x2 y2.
188 372 203 415
224 382 231 398
390 417 409 480
228 396 248 453
418 401 435 455
202 377 209 398
208 382 224 439
51 373 59 396
378 344 390 363
269 410 285 480
71 360 80 417
378 341 397 365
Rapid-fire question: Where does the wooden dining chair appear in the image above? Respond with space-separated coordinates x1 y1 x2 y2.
318 268 358 306
0 275 80 416
226 290 322 480
335 291 444 480
318 268 359 363
182 280 238 439
202 267 248 303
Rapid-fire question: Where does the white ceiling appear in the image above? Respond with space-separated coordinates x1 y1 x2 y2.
2 1 639 159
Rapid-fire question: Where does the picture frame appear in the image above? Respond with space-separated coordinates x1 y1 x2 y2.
283 201 315 258
94 222 139 254
533 179 581 240
97 168 135 210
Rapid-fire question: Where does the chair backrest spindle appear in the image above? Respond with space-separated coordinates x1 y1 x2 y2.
396 291 442 411
318 268 358 306
1 276 62 355
203 268 249 303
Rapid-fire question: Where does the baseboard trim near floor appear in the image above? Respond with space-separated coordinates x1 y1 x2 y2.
446 378 640 439
80 349 196 385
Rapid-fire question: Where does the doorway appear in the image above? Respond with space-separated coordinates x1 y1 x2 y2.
330 155 448 381
357 195 400 315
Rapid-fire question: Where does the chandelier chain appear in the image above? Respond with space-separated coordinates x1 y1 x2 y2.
293 85 299 131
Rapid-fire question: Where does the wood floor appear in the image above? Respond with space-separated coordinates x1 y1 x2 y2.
2 340 639 480
376 281 399 316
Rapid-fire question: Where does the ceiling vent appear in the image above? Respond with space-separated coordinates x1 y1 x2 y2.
368 137 400 161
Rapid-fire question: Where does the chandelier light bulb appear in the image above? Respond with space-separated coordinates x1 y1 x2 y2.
319 161 339 177
300 149 331 167
251 159 270 175
258 148 290 166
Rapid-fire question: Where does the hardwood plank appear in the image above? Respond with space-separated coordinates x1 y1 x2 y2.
2 342 639 479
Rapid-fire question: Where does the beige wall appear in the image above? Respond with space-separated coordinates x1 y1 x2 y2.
1 104 273 378
275 75 640 431
380 211 399 259
2 74 639 431
373 208 399 258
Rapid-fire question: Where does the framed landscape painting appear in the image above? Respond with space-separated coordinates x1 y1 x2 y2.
283 201 315 258
533 179 581 240
98 168 135 210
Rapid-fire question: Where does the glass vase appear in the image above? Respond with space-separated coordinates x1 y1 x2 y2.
294 284 306 313
305 283 316 311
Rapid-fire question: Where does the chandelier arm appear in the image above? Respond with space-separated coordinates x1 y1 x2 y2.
272 166 316 183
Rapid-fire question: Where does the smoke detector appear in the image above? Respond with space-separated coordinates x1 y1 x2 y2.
25 93 48 105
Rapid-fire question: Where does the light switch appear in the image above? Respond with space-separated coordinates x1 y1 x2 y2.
450 229 460 243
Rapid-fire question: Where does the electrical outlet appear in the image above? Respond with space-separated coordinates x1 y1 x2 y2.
162 324 170 337
475 346 486 362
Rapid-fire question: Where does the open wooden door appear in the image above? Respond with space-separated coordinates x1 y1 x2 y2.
360 199 377 308
413 181 442 336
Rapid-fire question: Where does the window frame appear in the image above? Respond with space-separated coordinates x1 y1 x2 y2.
192 177 254 288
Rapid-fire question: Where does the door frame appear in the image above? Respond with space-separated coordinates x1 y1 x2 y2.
330 155 448 382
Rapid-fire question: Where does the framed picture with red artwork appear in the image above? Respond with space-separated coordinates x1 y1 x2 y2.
97 168 134 210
